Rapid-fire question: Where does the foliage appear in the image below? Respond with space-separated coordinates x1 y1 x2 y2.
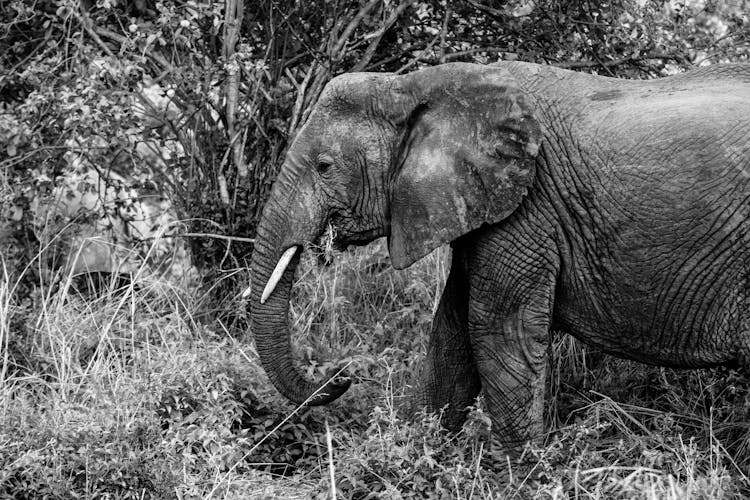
0 407 175 499
1 237 750 497
3 0 749 303
153 343 332 476
2 1 750 498
317 405 500 498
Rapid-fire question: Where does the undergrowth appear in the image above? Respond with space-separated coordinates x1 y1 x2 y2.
1 238 750 498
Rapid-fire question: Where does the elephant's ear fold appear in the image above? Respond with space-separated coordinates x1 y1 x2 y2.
387 65 542 269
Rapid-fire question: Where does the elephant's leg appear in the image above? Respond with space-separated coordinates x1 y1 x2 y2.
422 245 481 431
468 234 558 449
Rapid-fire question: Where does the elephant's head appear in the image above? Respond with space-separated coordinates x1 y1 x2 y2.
249 63 542 405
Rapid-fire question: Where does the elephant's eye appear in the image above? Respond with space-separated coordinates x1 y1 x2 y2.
316 160 333 174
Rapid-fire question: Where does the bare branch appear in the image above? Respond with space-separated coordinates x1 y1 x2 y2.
223 0 246 177
72 6 116 60
466 0 504 19
555 52 686 70
395 31 442 74
439 4 452 64
352 0 417 72
364 40 430 70
140 232 256 244
331 0 380 59
95 26 178 76
287 62 316 138
442 47 508 61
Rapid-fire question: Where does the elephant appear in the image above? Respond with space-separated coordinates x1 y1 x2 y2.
249 60 750 448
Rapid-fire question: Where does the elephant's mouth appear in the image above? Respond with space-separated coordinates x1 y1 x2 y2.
333 228 384 249
316 215 384 251
260 224 382 297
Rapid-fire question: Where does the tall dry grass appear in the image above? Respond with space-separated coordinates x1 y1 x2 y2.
1 236 749 498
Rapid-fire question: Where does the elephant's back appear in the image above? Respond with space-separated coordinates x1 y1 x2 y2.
507 59 750 366
539 66 750 367
552 178 749 368
659 62 750 86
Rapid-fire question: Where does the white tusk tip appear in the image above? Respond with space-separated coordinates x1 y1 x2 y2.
259 246 298 304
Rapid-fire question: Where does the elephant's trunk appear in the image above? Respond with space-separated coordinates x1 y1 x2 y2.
249 175 350 406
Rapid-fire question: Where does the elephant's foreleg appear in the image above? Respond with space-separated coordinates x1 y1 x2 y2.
471 301 552 448
468 233 558 449
422 244 481 431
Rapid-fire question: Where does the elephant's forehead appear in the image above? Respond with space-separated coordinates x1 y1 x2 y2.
322 72 389 98
317 72 396 114
303 106 384 150
295 74 396 157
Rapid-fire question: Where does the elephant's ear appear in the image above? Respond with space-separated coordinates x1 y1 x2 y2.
387 65 542 269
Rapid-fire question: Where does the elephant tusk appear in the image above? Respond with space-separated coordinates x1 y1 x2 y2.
260 246 298 304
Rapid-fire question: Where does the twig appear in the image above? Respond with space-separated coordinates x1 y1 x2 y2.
169 232 255 243
223 0 247 177
466 0 504 18
299 63 330 128
93 25 128 44
96 25 178 75
352 0 416 72
326 420 337 500
206 361 353 499
271 3 329 69
442 46 509 61
287 62 316 137
136 232 255 244
72 7 116 60
395 31 442 74
8 25 55 75
331 0 381 59
439 4 452 64
364 40 429 70
555 52 685 70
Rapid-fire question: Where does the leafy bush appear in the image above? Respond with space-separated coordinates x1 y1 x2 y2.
0 391 177 499
154 347 333 476
5 0 747 300
3 1 750 498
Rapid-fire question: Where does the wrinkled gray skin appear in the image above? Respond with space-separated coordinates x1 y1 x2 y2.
250 61 750 448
